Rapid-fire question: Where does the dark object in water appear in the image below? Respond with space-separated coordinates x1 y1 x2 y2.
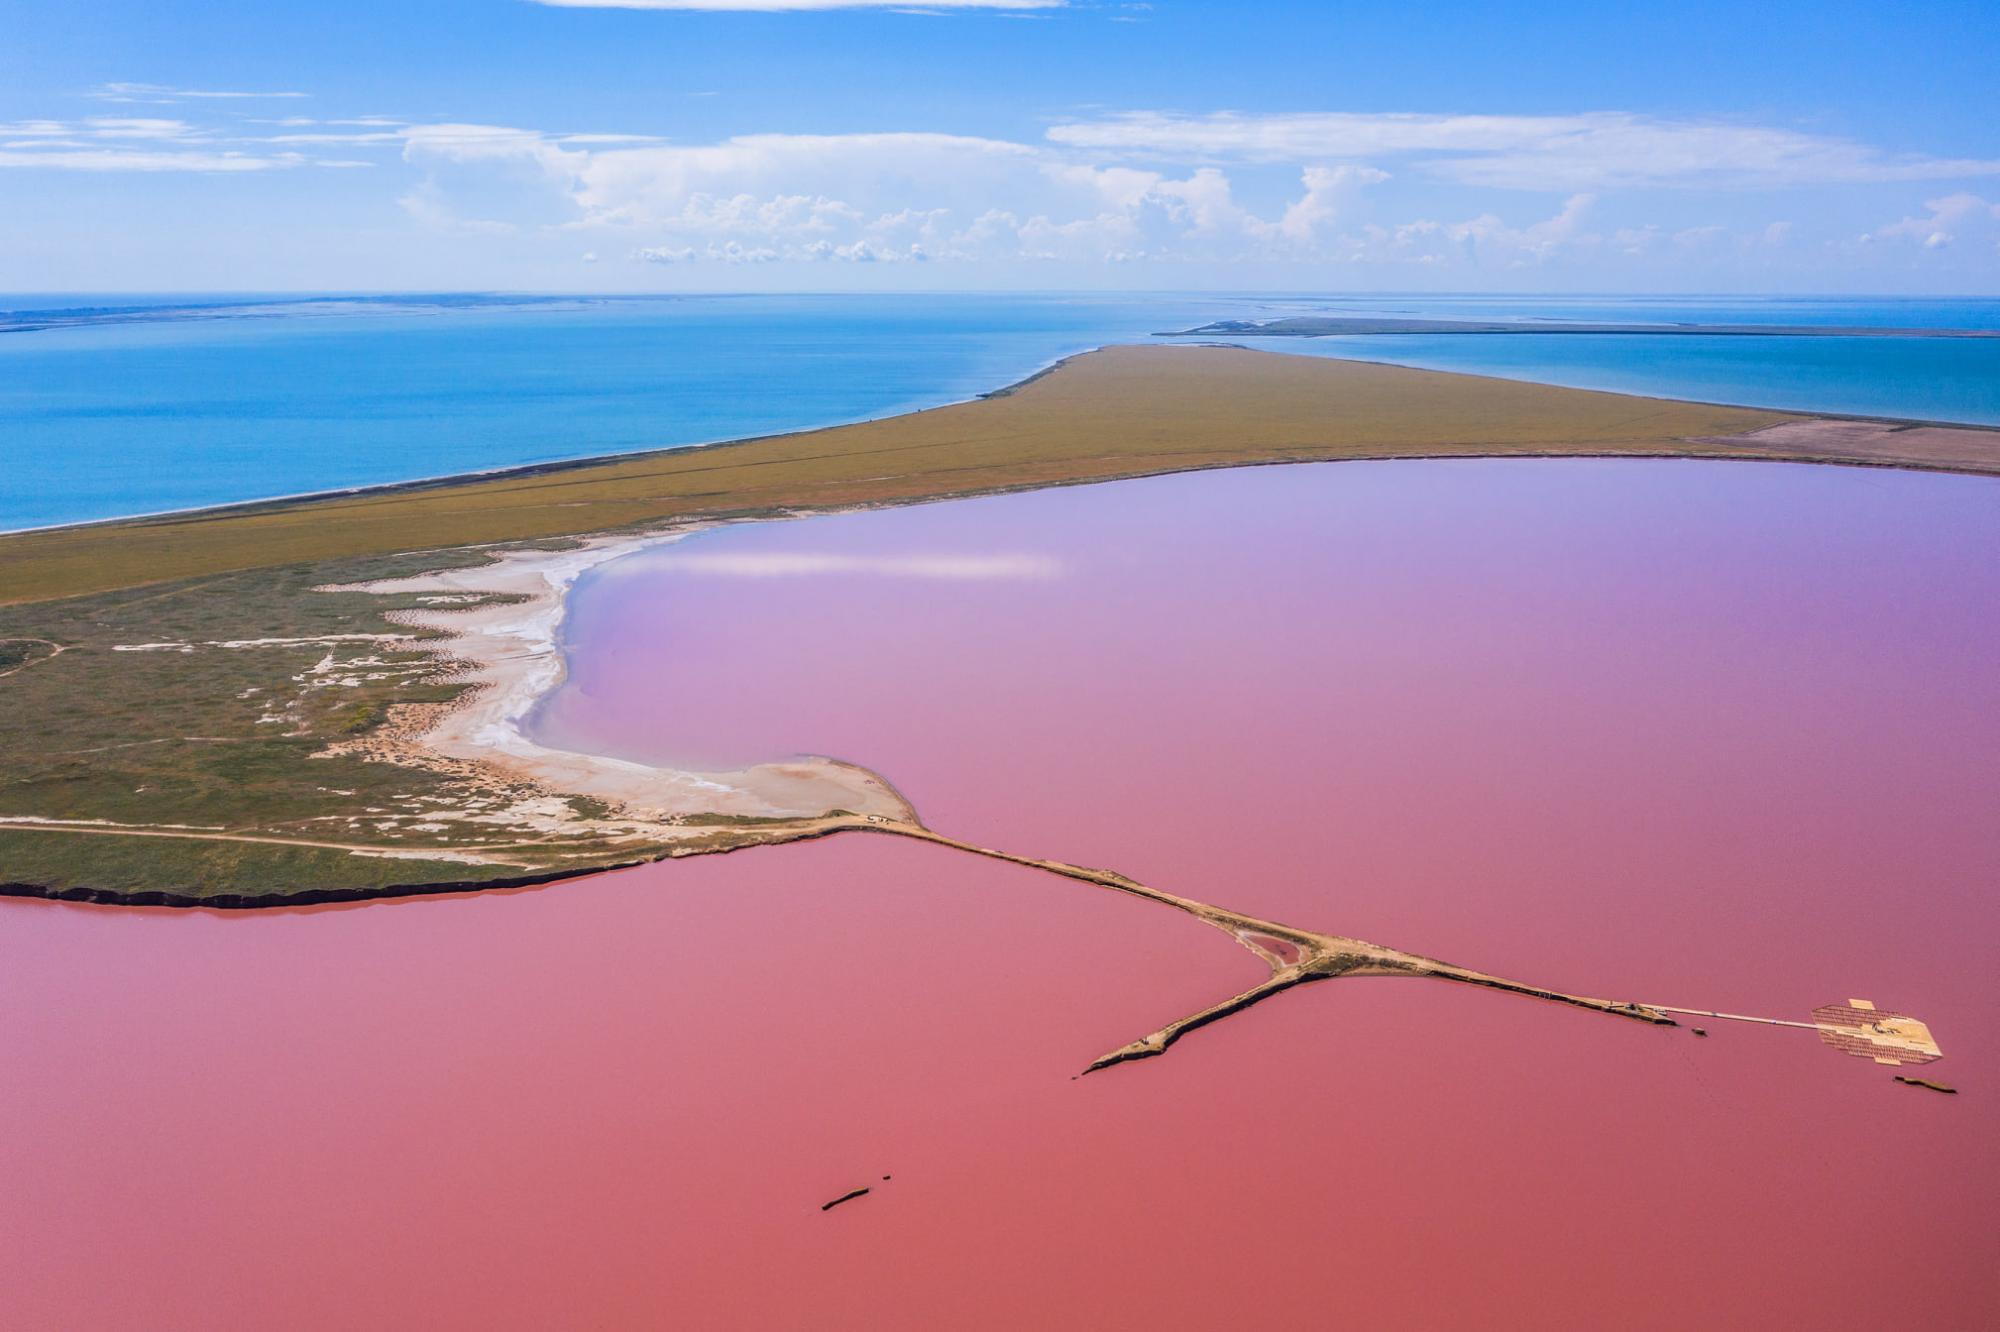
1692 1028 1708 1037
1893 1076 1957 1095
821 1187 871 1212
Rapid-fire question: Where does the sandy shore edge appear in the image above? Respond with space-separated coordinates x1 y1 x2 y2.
334 524 917 829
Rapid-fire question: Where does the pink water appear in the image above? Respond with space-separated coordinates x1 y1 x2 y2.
6 459 1997 1328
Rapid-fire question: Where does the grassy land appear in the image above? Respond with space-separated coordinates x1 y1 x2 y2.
0 829 531 901
0 547 660 902
2 346 1989 904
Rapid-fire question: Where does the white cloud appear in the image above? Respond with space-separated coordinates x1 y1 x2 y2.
1336 193 1602 269
563 131 1039 226
1 117 200 142
264 129 408 145
0 148 303 172
1870 192 2000 250
403 119 1687 269
24 90 1994 280
1672 224 1727 247
1047 111 2000 190
0 112 395 172
1449 192 1594 260
91 83 309 103
1267 164 1388 243
81 117 201 140
643 239 783 263
402 122 581 171
1611 225 1660 255
398 180 518 233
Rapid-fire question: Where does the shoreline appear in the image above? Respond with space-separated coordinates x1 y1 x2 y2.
321 443 2000 894
11 340 1999 543
10 444 1995 913
334 525 918 831
14 344 2000 608
0 344 1115 540
1249 347 2000 435
4 342 1996 906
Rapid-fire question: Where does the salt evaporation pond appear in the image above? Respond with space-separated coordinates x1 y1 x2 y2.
4 458 1996 1329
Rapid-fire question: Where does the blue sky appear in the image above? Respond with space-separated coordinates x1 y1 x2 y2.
4 0 1998 293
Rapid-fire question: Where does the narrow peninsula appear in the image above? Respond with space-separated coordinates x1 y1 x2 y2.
1 344 1974 1071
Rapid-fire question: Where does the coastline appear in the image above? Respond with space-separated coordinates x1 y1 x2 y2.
0 344 1115 541
1256 348 2000 434
4 344 1998 905
319 438 2000 899
16 343 2000 607
12 338 2000 545
333 524 918 829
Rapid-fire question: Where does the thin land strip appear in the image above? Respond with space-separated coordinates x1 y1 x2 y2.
10 345 1999 608
1167 314 2000 339
0 346 1971 1071
4 345 1996 906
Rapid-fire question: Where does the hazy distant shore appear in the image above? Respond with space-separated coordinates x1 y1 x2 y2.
1167 314 2000 339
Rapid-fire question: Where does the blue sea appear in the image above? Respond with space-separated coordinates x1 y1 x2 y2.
3 292 1996 533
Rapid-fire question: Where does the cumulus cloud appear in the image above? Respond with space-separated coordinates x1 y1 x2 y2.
1447 192 1595 261
377 108 2000 272
639 240 781 263
398 180 517 233
1321 193 1605 270
397 121 1413 265
23 89 1997 279
1868 193 2000 250
1047 110 2000 190
1267 164 1389 243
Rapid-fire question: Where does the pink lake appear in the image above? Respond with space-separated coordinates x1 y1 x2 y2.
5 459 1997 1329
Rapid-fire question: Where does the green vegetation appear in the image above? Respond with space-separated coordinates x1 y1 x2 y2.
0 829 527 901
0 546 659 902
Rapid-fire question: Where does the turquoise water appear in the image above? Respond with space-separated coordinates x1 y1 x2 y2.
0 295 1217 532
1275 332 2000 426
1215 294 2000 424
3 293 1995 532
